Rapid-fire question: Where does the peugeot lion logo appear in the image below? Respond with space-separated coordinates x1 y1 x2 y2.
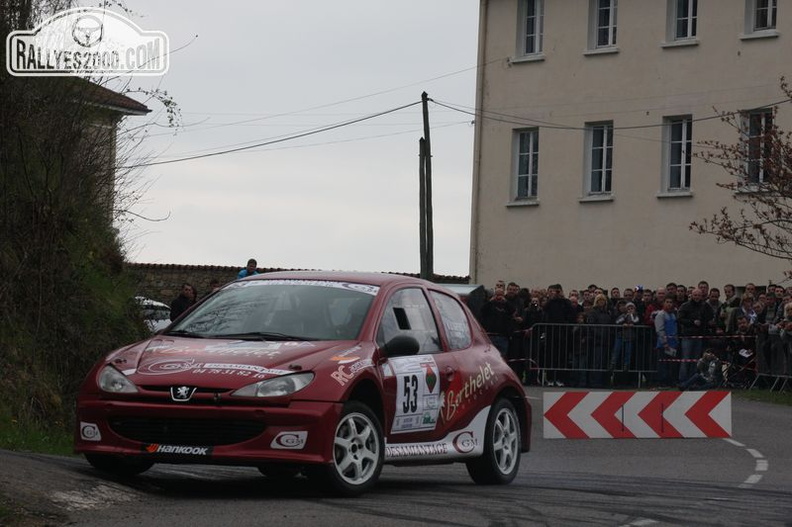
170 386 196 402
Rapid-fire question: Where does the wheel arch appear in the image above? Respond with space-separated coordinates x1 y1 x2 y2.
496 386 531 453
346 378 384 428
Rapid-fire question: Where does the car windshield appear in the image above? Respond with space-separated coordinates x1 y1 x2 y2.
168 279 378 341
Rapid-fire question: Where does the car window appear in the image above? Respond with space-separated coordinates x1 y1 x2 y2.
172 280 376 341
430 291 472 350
377 288 441 354
145 305 170 322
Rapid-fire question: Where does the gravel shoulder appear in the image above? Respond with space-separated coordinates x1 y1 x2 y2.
0 450 136 526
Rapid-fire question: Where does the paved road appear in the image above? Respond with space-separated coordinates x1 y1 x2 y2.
3 388 791 526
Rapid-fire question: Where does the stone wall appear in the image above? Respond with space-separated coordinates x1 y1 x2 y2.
126 263 243 304
126 263 470 305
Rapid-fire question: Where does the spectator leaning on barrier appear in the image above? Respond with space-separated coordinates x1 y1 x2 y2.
636 288 652 322
479 285 515 358
725 314 759 384
654 296 679 387
581 293 612 388
521 294 545 383
543 284 576 386
611 301 640 372
677 287 714 384
706 287 724 334
728 314 758 355
764 287 789 375
778 302 792 377
609 287 621 312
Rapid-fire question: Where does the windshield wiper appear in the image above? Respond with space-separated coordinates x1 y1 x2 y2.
162 329 206 338
212 331 318 341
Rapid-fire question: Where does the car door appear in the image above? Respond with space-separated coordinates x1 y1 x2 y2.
377 287 460 444
427 290 496 435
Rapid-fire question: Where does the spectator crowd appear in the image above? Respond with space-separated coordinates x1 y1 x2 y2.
161 260 792 392
476 279 792 390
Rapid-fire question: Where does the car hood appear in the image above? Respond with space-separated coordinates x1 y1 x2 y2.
110 336 368 389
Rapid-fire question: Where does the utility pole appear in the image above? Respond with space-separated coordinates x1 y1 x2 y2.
419 137 427 278
419 91 434 281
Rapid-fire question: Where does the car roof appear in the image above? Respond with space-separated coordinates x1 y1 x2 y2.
135 296 170 309
241 270 435 288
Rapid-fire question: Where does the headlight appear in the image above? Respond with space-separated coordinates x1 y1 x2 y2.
231 372 314 398
98 365 139 394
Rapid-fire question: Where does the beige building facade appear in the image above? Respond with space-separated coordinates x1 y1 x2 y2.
470 0 791 292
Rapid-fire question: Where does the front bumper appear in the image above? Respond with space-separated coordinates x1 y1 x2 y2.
75 399 342 466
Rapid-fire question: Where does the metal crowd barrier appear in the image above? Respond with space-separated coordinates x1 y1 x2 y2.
512 323 657 387
506 323 783 389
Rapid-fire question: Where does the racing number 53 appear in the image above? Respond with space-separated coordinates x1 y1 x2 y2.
402 374 418 413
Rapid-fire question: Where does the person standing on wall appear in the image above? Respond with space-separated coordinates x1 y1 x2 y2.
238 258 259 279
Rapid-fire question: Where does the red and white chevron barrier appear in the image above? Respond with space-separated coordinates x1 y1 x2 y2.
543 391 731 439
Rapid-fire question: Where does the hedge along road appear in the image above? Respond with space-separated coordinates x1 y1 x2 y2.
2 387 791 526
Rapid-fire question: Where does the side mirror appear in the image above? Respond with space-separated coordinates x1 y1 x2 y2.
382 335 420 357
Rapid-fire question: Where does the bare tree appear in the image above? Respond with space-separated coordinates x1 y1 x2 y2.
690 78 792 275
0 0 179 426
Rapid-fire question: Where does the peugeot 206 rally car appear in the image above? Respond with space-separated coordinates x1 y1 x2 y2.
75 271 532 496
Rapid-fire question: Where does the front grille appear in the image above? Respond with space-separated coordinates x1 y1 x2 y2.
109 417 265 446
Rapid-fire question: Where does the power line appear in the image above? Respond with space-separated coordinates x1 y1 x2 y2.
138 59 486 138
431 97 792 132
122 100 423 169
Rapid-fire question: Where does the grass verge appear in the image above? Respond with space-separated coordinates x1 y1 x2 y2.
731 387 792 406
0 406 73 456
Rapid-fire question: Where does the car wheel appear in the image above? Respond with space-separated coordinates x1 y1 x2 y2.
257 463 301 480
84 453 153 476
306 400 383 496
466 398 521 485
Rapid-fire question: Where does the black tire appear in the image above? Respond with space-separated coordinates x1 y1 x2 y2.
306 400 384 497
257 463 301 480
466 398 521 485
84 453 153 476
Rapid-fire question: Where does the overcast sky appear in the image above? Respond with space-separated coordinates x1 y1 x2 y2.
109 1 480 276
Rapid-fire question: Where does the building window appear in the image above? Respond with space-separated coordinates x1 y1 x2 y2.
745 0 777 33
586 122 613 194
743 109 774 184
514 129 539 200
664 116 693 191
518 0 544 56
668 0 697 40
754 0 777 30
589 0 618 49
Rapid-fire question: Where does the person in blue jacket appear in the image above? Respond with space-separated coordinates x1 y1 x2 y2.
237 258 259 279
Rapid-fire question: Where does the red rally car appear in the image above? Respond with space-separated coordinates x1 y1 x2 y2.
75 271 532 496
